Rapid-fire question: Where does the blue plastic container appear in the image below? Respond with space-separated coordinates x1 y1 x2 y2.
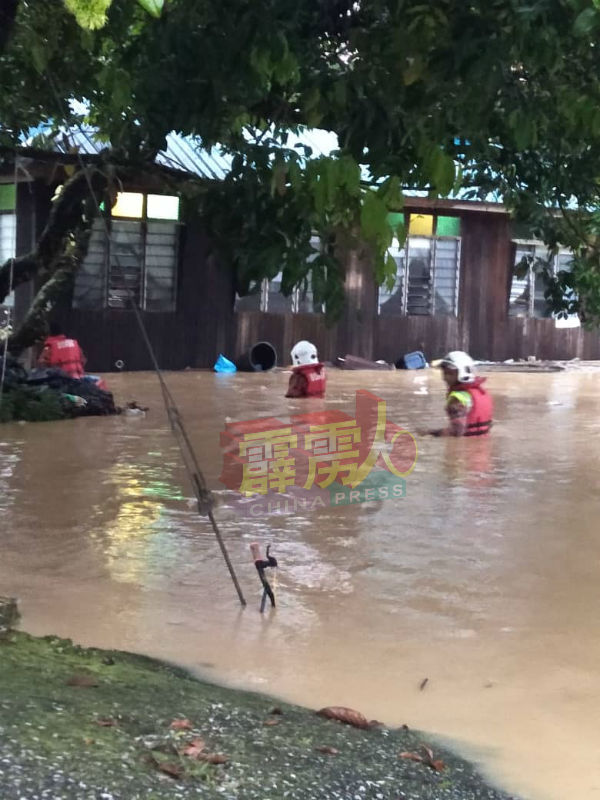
397 351 427 370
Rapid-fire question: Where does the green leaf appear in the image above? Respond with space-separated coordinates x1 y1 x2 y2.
360 190 389 245
573 7 599 36
30 42 48 74
137 0 164 18
64 0 113 29
429 150 455 196
384 252 398 291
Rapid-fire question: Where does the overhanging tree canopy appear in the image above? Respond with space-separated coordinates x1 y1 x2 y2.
4 0 600 346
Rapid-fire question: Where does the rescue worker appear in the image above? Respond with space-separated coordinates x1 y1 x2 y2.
285 340 326 398
38 322 86 379
421 350 493 437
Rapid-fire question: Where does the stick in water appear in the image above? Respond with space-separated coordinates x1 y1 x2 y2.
250 543 278 612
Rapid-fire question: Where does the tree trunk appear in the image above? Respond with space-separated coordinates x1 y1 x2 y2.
0 164 110 354
0 165 109 304
8 219 96 354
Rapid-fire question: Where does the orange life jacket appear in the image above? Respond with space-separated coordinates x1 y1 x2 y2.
448 377 493 436
292 363 326 398
41 335 85 379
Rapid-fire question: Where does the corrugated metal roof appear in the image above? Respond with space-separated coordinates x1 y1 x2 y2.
36 124 338 181
48 125 232 180
24 123 503 204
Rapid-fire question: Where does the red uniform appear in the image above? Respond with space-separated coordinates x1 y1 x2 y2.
39 334 85 379
448 377 493 436
285 363 326 398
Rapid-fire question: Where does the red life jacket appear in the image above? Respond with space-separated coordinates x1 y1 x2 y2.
292 363 326 398
42 335 85 379
449 377 493 437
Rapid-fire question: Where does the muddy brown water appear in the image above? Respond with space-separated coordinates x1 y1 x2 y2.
2 369 600 800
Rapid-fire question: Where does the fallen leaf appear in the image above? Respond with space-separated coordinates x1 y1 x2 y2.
420 743 445 771
66 674 99 688
263 718 280 726
400 746 445 772
419 678 429 691
157 761 184 778
315 745 339 755
170 718 193 730
181 738 206 758
83 737 95 746
95 718 118 727
199 752 228 764
316 706 370 729
400 751 424 763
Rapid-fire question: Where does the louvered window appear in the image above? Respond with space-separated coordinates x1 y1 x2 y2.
73 192 179 311
234 236 325 313
378 214 461 316
0 184 16 310
509 241 576 322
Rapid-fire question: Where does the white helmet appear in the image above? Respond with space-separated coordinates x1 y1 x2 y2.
439 351 475 383
291 340 318 366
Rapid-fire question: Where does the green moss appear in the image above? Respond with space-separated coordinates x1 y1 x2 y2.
0 632 519 800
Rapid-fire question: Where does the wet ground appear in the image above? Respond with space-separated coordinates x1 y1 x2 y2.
2 368 600 800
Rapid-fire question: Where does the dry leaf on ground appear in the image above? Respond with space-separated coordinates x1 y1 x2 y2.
317 706 370 729
181 738 206 758
199 752 228 764
170 718 193 730
157 761 184 778
315 745 339 755
400 744 445 772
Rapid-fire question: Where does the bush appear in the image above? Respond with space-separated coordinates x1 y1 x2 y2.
0 386 68 423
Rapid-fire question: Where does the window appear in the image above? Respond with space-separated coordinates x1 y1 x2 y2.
73 192 180 311
378 214 461 316
509 241 575 320
0 183 16 309
234 236 324 313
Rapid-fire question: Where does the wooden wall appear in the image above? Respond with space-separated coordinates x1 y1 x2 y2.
11 180 600 371
233 209 600 366
64 224 236 371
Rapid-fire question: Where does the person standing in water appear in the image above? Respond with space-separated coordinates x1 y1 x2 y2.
421 350 493 437
285 340 326 398
38 321 86 379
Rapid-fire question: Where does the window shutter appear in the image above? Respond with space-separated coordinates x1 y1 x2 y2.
73 220 107 309
108 220 144 308
406 237 433 315
433 238 459 315
144 220 177 311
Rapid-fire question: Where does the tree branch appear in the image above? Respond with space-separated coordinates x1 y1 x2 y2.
8 217 96 354
0 165 109 304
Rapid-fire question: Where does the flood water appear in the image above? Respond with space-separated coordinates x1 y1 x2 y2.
2 368 600 799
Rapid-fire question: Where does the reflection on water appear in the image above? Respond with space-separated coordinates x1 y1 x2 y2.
2 369 600 800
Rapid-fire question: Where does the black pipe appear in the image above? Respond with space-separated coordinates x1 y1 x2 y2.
237 341 277 372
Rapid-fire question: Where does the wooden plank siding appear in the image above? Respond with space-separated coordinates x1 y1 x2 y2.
10 179 600 371
64 225 236 371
